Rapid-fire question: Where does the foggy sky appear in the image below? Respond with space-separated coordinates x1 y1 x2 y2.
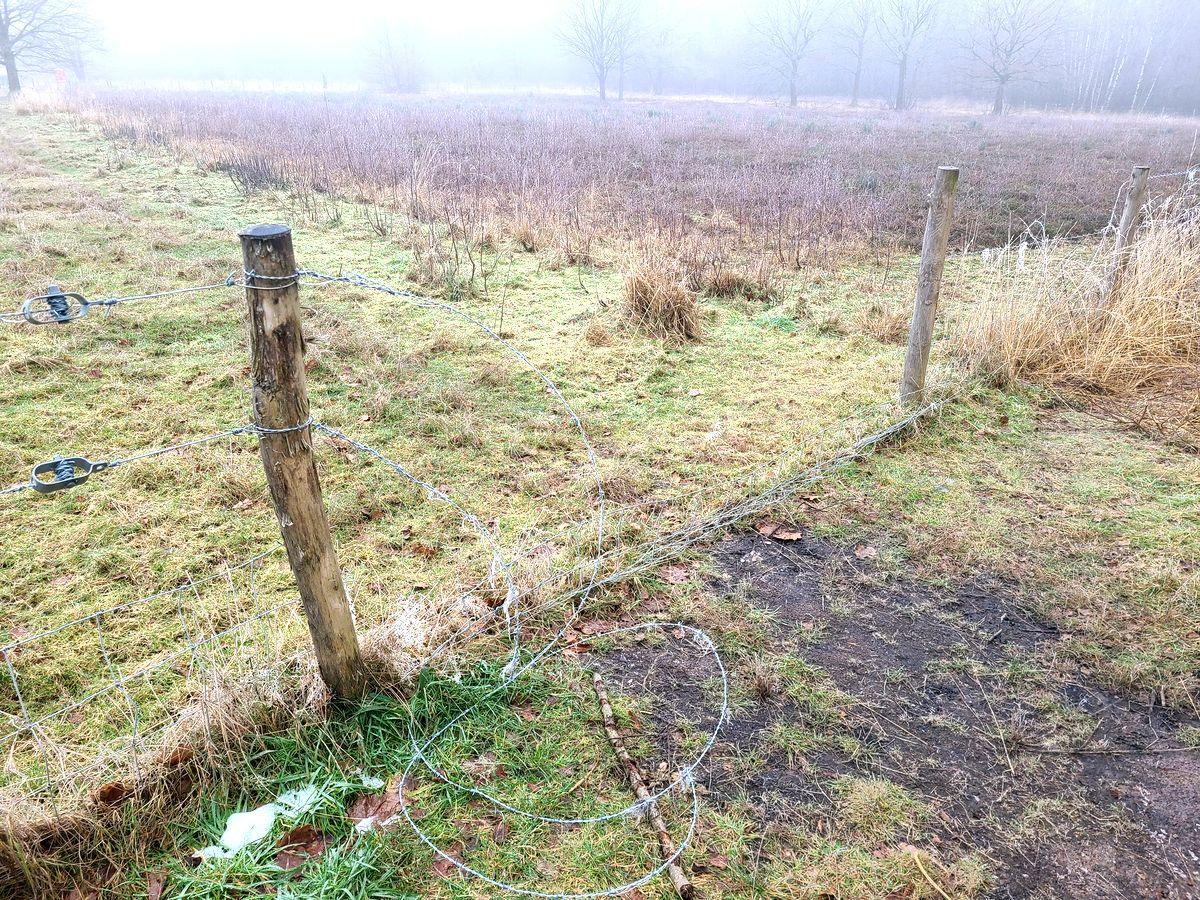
82 0 734 88
71 1 1200 115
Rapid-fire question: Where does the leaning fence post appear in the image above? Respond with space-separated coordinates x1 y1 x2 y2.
239 224 367 700
1106 165 1151 303
900 165 959 408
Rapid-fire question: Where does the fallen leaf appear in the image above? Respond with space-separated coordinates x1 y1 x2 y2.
347 774 416 832
92 780 132 806
274 824 328 870
158 746 194 768
755 520 804 541
147 871 168 900
492 819 511 844
661 564 690 585
854 544 878 560
693 853 729 873
462 753 506 783
432 842 465 878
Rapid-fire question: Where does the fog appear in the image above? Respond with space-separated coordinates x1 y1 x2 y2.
20 1 1200 114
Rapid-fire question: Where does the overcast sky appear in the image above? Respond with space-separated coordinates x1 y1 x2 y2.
79 0 731 87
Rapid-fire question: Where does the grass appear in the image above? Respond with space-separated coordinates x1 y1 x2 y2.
1 102 1198 898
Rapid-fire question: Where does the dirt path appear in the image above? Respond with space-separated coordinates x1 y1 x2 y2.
593 532 1200 899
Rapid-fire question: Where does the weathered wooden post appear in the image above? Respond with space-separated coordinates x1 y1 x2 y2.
240 224 366 700
1106 165 1151 303
900 165 959 408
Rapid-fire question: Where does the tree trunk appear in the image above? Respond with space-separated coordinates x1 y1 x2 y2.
850 43 864 107
991 81 1007 115
894 53 908 110
0 15 20 96
618 59 625 101
598 71 607 102
789 60 798 107
2 52 17 95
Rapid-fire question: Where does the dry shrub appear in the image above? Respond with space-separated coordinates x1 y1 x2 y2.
954 193 1200 437
583 316 614 346
622 259 702 342
694 265 780 302
856 299 910 344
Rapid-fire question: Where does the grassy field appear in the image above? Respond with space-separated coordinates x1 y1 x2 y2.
0 102 1198 898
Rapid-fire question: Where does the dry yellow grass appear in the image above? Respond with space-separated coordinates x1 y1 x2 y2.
856 299 911 345
622 258 702 342
953 194 1200 438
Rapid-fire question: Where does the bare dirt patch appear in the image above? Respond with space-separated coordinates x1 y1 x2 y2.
592 532 1200 899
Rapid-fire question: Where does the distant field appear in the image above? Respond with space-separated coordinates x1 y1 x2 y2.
51 91 1200 277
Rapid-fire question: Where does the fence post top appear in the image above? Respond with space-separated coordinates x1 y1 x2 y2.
238 224 291 240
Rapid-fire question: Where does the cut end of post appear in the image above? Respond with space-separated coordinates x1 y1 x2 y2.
238 223 292 240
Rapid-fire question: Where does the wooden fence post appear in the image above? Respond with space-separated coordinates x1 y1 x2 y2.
239 224 367 700
1106 165 1151 303
900 165 959 408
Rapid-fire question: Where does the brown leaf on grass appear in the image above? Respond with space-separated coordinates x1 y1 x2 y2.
693 853 729 873
492 818 511 844
158 745 194 768
755 520 804 541
91 780 132 806
462 753 506 783
512 701 537 722
347 774 419 831
274 824 328 871
432 842 466 878
661 564 690 585
147 871 168 900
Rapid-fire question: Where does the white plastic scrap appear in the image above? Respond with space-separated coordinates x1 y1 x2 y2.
195 783 320 862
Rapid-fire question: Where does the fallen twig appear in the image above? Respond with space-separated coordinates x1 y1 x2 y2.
592 672 694 899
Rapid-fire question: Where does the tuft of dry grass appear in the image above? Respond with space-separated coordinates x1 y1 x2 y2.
953 192 1200 439
583 316 614 347
856 299 910 345
622 260 702 342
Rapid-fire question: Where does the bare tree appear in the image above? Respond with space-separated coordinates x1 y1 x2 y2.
877 0 939 110
370 24 423 94
965 0 1063 114
0 0 91 94
755 0 827 107
613 7 641 100
559 0 638 101
644 22 679 96
837 0 875 107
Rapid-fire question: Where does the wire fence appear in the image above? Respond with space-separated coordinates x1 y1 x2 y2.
1 165 1187 895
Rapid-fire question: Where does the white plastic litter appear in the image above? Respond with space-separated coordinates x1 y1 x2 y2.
274 785 321 817
195 784 319 861
196 804 277 860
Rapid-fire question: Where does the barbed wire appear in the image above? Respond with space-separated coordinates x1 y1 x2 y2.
0 199 1123 895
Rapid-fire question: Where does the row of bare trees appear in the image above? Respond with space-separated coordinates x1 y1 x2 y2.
557 0 1200 115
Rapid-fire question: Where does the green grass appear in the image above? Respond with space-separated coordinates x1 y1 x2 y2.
1 107 1197 899
0 109 916 789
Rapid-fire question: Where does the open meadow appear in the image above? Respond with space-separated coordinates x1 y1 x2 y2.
0 92 1198 899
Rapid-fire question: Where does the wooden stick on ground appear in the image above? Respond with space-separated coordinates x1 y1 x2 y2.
592 672 694 899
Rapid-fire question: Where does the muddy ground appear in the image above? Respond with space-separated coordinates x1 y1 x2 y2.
592 532 1200 899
